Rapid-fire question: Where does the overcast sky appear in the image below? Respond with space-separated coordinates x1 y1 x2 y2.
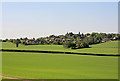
2 2 118 39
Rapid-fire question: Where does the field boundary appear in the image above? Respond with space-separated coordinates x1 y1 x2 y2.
1 49 119 57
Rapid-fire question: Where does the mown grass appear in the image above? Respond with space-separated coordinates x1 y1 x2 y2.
2 52 118 79
2 41 119 55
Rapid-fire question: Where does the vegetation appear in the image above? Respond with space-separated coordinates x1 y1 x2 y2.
2 52 118 79
2 40 119 55
1 32 119 79
2 32 120 49
63 42 89 49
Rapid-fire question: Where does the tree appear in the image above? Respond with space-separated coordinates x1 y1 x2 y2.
76 43 81 48
69 32 74 36
20 38 23 40
94 38 98 44
91 32 96 37
33 38 35 40
16 43 19 47
118 34 120 40
2 39 8 42
63 42 76 49
70 43 76 49
9 39 14 43
86 33 90 36
15 39 20 47
2 40 7 42
83 42 89 48
24 37 28 40
80 43 84 48
107 34 112 38
81 33 84 38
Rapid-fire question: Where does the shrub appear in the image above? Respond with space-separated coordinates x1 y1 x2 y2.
63 42 76 49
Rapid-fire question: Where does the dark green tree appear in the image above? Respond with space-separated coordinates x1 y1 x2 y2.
15 39 20 47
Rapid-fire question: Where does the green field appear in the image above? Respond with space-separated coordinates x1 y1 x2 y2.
2 40 119 55
2 52 118 79
1 41 119 79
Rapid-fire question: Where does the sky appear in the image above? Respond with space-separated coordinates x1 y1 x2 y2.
2 2 118 39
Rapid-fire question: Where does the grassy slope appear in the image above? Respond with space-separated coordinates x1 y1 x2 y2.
75 40 118 54
2 52 118 79
2 41 119 54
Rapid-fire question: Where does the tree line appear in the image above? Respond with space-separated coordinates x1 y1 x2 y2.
2 32 120 49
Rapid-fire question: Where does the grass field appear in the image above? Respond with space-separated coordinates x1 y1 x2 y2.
2 41 118 79
2 52 118 79
2 40 119 55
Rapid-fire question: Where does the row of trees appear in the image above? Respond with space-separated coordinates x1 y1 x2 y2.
2 32 120 48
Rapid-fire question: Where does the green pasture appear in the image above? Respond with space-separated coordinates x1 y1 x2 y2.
2 52 118 79
2 41 119 55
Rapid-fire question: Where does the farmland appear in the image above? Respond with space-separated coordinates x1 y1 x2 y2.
1 2 119 80
1 40 119 79
2 52 118 79
2 40 119 55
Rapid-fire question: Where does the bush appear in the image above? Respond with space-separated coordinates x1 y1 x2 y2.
83 42 89 48
80 43 84 48
64 42 89 49
76 42 89 48
2 40 7 42
9 39 14 43
2 39 8 42
63 42 76 48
